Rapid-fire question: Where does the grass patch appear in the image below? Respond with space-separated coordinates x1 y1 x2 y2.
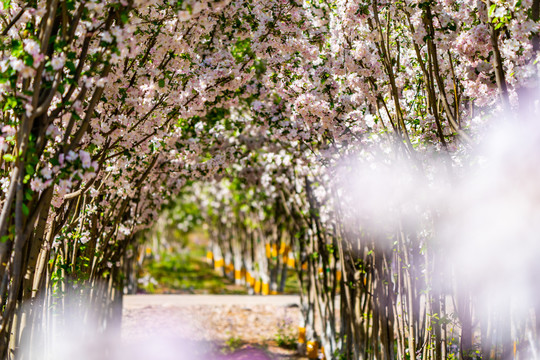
140 250 247 294
222 334 245 354
139 232 299 295
284 270 300 294
274 318 297 350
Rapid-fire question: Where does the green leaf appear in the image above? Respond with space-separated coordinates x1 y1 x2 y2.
66 61 76 72
23 54 34 67
3 96 18 111
120 11 130 24
488 4 496 17
158 78 165 88
11 39 23 57
25 164 35 176
2 154 15 162
22 203 29 216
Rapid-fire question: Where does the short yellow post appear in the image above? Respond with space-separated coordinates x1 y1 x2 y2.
306 341 319 359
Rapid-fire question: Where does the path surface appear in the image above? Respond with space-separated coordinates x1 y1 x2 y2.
124 294 301 306
122 294 306 359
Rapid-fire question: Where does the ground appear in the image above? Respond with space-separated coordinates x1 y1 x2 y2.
122 294 308 359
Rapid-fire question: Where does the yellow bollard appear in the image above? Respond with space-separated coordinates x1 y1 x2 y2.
214 258 224 270
298 327 306 344
282 246 289 264
254 280 261 294
246 272 255 286
287 257 295 268
262 282 270 295
266 244 271 258
234 269 242 281
306 341 319 359
270 290 279 295
271 244 278 258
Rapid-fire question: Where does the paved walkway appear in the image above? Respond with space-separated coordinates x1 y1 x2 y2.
123 294 301 307
122 295 305 359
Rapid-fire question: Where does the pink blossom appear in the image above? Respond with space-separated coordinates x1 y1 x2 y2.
252 100 263 111
58 179 72 195
0 60 8 72
51 193 64 208
79 150 92 168
66 151 78 162
101 31 113 43
40 167 52 180
20 66 35 78
23 39 40 56
33 53 45 66
51 56 65 70
1 125 15 136
25 103 33 117
9 58 24 72
30 178 46 192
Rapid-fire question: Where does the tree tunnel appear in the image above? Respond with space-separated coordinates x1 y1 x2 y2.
1 0 540 358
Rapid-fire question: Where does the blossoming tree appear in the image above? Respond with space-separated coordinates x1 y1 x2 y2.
1 0 539 358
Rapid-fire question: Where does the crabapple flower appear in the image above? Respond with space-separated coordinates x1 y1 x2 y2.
9 58 24 71
20 66 35 78
1 125 15 136
30 178 45 192
66 151 78 162
40 167 52 180
79 150 92 169
101 31 113 43
51 56 65 70
23 39 40 56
